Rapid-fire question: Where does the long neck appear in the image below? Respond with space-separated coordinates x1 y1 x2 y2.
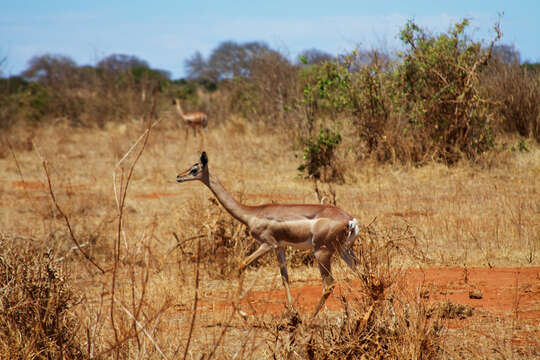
175 101 185 119
202 171 252 225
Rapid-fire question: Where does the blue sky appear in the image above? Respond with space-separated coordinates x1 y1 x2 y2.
1 1 538 79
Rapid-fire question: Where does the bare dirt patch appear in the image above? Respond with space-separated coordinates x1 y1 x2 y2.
406 267 540 318
133 192 179 199
11 180 45 189
211 267 540 322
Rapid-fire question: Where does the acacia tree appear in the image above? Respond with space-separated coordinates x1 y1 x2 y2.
184 51 210 81
97 54 149 74
185 40 273 82
22 54 78 86
298 48 334 65
21 54 85 123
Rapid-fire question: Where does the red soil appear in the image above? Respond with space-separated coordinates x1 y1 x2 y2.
133 192 179 199
405 267 540 318
11 180 46 189
207 267 540 322
10 180 88 191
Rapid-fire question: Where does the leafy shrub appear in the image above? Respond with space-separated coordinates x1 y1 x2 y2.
266 223 445 359
298 127 342 182
308 61 352 114
298 60 352 135
169 79 197 100
394 19 502 163
299 50 392 159
26 82 51 122
0 77 51 127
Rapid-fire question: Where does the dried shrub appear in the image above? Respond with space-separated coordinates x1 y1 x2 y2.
483 62 540 142
200 201 255 278
184 41 300 127
351 56 392 156
285 295 445 360
2 53 168 128
215 53 299 126
0 234 83 359
298 127 343 182
434 301 473 320
243 50 299 126
265 222 445 359
172 198 263 279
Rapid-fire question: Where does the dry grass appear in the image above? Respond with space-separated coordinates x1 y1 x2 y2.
0 234 83 359
1 117 539 358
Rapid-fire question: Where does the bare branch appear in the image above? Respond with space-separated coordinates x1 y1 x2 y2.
36 148 106 274
110 87 161 356
114 297 169 360
182 237 201 360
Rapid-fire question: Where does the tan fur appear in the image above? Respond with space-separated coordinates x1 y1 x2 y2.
173 99 207 137
176 152 359 317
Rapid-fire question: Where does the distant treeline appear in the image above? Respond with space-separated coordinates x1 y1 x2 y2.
1 19 539 166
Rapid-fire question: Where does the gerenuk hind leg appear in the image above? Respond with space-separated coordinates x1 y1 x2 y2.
312 246 335 318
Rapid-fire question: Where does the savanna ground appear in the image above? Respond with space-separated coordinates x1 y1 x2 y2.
1 114 539 359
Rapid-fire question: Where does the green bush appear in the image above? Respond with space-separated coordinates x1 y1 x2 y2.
298 60 352 135
298 127 342 181
393 19 502 163
25 82 51 123
0 77 51 127
299 51 392 158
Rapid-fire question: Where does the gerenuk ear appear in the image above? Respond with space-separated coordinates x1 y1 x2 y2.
200 152 208 166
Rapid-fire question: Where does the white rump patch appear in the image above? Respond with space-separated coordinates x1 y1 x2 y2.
348 218 359 235
345 218 359 247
